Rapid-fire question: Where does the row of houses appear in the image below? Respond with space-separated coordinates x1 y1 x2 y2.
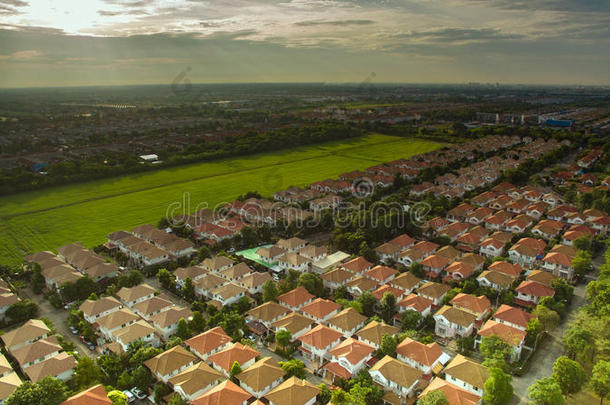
0 319 78 401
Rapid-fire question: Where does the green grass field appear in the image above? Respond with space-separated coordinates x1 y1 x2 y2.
0 134 443 265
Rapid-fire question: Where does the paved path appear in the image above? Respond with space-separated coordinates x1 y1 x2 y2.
510 283 586 404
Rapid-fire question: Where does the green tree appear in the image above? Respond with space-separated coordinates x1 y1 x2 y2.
167 396 189 405
73 355 104 389
380 292 397 324
317 383 332 405
357 292 376 317
334 286 349 300
418 390 450 405
590 360 610 405
562 325 594 362
279 359 306 378
533 305 560 332
262 280 279 302
298 273 324 297
527 377 564 405
219 312 246 340
551 279 574 305
573 236 591 251
401 310 422 330
483 367 513 405
97 354 122 385
572 251 593 279
157 268 175 290
107 390 127 405
525 318 544 346
189 311 206 333
5 377 69 405
275 329 292 352
182 277 195 301
480 335 511 363
175 318 191 340
6 299 39 322
230 361 242 381
552 356 587 396
380 334 397 357
132 365 154 391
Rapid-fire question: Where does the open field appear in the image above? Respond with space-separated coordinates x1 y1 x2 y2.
0 134 443 266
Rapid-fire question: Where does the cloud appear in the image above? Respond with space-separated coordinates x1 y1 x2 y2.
466 0 610 13
0 49 42 61
102 0 154 7
295 19 375 26
398 27 524 43
0 0 28 16
98 9 149 16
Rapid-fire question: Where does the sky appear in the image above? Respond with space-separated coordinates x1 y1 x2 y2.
0 0 609 87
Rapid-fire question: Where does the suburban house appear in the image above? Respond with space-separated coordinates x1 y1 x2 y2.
369 356 423 399
541 251 575 281
417 282 451 307
79 297 123 324
211 283 248 306
174 266 208 287
237 272 272 295
433 306 477 339
355 320 399 349
95 308 139 340
264 377 320 405
113 320 160 351
296 325 343 364
277 253 310 272
364 265 398 284
150 306 193 340
418 377 481 405
168 362 225 402
12 336 62 369
449 294 491 322
191 380 251 405
390 272 423 295
492 304 536 331
116 284 156 307
185 326 233 361
237 357 285 398
132 295 173 320
247 302 290 328
476 320 527 362
323 338 375 381
144 345 199 383
277 287 315 311
61 384 112 405
208 343 260 377
341 257 374 275
397 294 434 317
515 280 555 308
326 308 368 338
271 312 315 340
444 355 490 397
321 268 356 290
300 298 341 324
345 276 378 297
1 319 51 351
396 337 451 375
476 270 515 291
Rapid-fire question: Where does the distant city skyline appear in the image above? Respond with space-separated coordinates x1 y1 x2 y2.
1 0 609 87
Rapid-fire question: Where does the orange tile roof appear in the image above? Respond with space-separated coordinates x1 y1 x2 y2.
342 256 374 274
493 304 535 329
419 377 480 405
297 325 343 350
488 261 522 277
450 294 490 315
328 337 374 365
372 284 405 300
478 320 526 346
445 262 476 278
191 380 251 405
185 326 232 356
398 294 433 312
62 384 111 405
396 337 443 367
300 298 341 320
208 343 260 373
277 287 314 308
516 280 555 298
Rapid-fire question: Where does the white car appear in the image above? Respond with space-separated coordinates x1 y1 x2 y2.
123 390 135 403
131 387 146 400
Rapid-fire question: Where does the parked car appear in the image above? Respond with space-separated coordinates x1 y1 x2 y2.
69 327 78 335
131 387 146 400
123 390 135 403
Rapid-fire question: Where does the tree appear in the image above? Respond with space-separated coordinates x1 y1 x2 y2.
132 365 154 391
590 360 610 405
279 359 306 378
73 355 103 389
380 292 397 324
552 356 587 396
6 299 39 322
573 236 591 251
480 335 511 363
317 383 332 405
562 325 594 362
107 390 127 405
334 285 349 300
572 251 593 279
298 273 324 297
357 292 376 317
527 377 564 405
175 318 191 340
230 361 242 381
483 367 513 405
418 390 449 405
157 268 175 290
525 318 544 346
97 354 122 385
262 280 279 302
551 278 574 305
401 310 422 330
168 396 189 405
533 304 560 332
219 312 246 340
380 334 397 357
275 329 292 352
182 277 195 301
5 377 69 405
189 311 206 333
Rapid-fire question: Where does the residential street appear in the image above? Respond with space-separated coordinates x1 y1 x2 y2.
510 282 587 404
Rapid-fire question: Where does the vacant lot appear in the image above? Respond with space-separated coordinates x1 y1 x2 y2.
0 134 443 265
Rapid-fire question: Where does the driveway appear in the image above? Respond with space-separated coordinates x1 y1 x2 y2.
510 282 587 404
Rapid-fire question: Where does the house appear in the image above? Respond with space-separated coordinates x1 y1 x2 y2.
277 287 314 311
0 355 11 379
208 343 260 376
114 320 160 351
476 320 526 362
220 263 252 282
61 384 111 405
247 302 290 328
541 251 575 281
79 297 123 324
396 337 451 375
271 312 315 340
374 243 403 263
447 203 474 222
298 245 328 262
369 356 423 399
116 284 156 307
256 246 286 264
489 261 522 278
150 306 193 340
277 253 310 272
444 261 476 281
185 326 232 361
211 283 248 306
532 220 564 240
421 255 450 278
515 280 555 308
0 372 21 404
296 325 343 364
300 298 341 323
194 273 229 298
444 355 490 396
321 268 356 289
364 265 398 284
341 256 374 275
504 214 534 234
23 352 76 383
276 237 307 252
168 362 225 401
436 245 463 262
355 320 399 349
191 380 251 405
264 377 320 405
144 345 199 383
467 206 494 225
326 308 368 338
345 276 378 297
433 306 476 338
508 238 545 268
398 294 434 317
323 338 375 381
439 222 469 242
450 294 491 322
526 270 558 287
173 266 208 287
390 272 423 295
1 319 51 351
397 248 427 267
492 304 535 331
238 272 272 295
311 251 351 274
132 295 173 320
201 256 235 273
12 336 62 369
418 377 481 405
417 282 450 306
95 308 139 340
238 357 285 398
476 270 514 291
389 234 417 250
372 284 406 301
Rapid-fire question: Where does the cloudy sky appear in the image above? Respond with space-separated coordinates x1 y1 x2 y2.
0 0 609 87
